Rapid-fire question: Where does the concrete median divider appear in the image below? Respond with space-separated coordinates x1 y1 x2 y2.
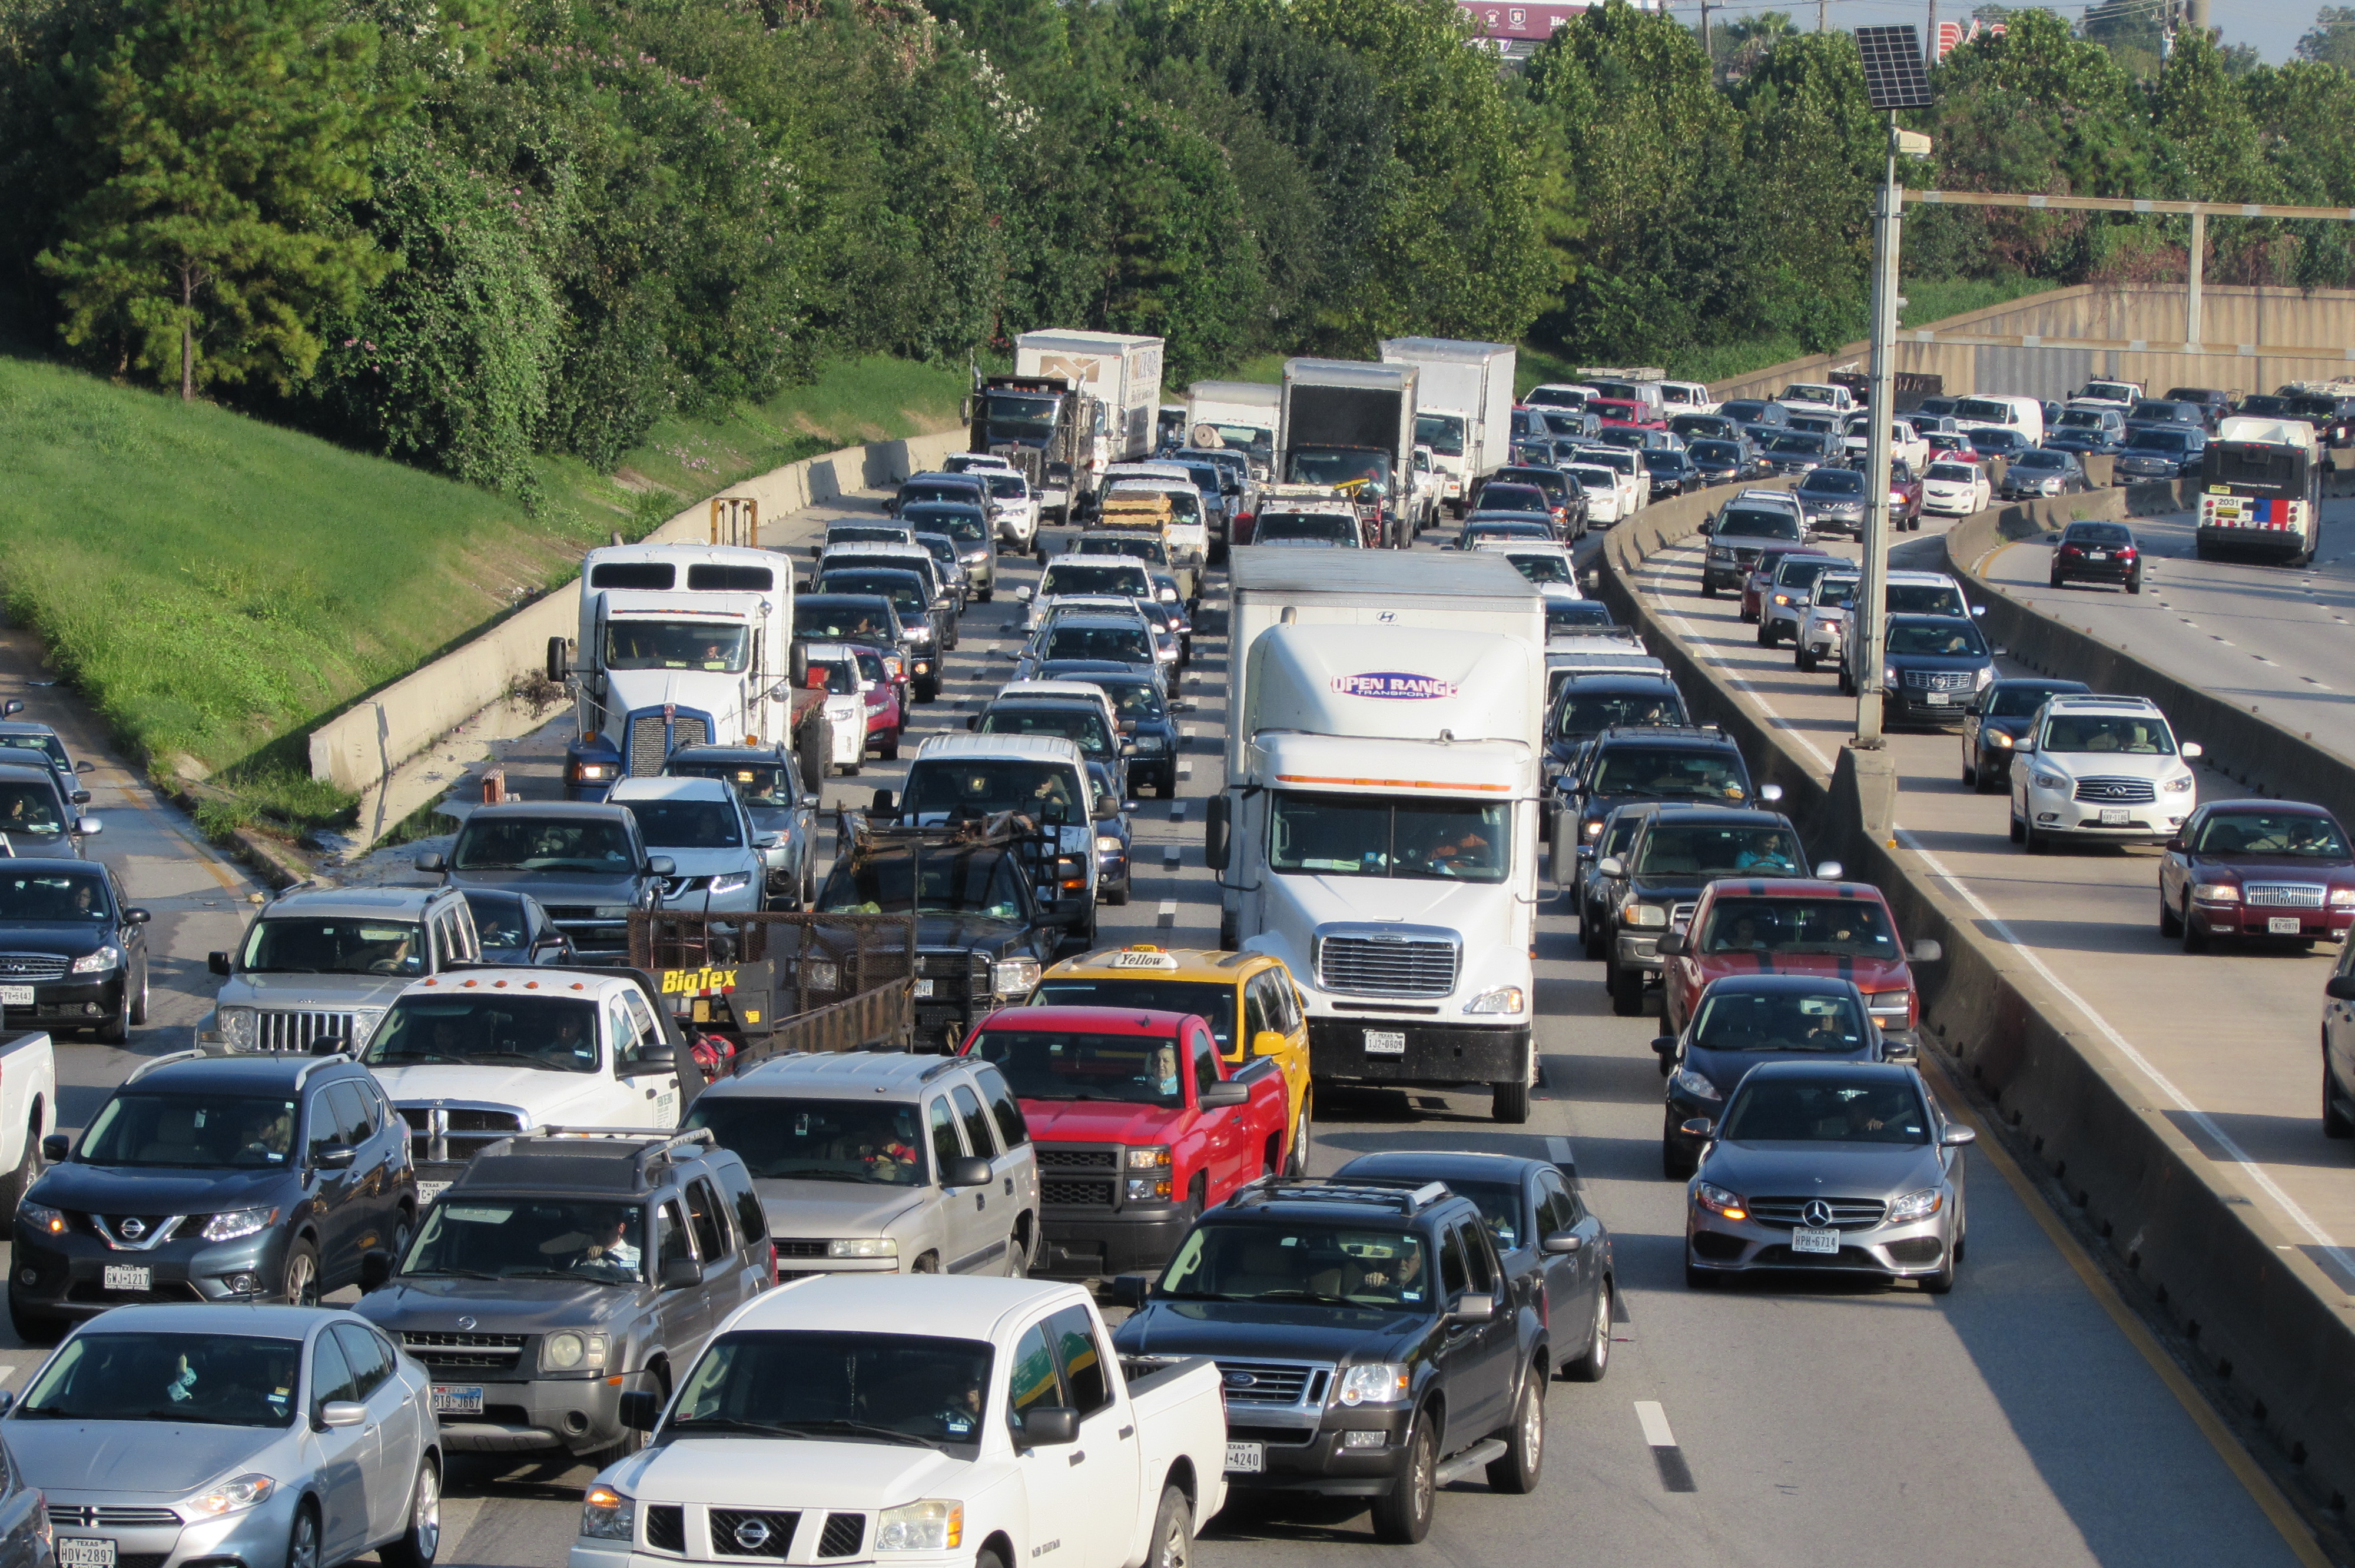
1597 481 2355 1525
307 428 966 796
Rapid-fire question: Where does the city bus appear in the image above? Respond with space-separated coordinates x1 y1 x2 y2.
2196 416 2323 565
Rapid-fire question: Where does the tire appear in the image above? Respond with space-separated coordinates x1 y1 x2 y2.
1369 1413 1437 1544
800 861 817 912
6 1293 61 1347
1004 1225 1029 1278
2324 1049 2351 1139
379 1457 442 1568
974 587 993 604
285 1503 322 1568
129 962 150 1025
1146 1485 1192 1568
1921 1241 1958 1295
95 989 128 1045
2182 905 2208 953
0 1117 37 1215
1683 1258 1716 1289
1285 1104 1312 1177
2159 890 2182 938
281 1238 322 1307
1837 666 1854 696
1104 882 1130 907
2023 818 2046 854
880 730 901 762
1492 1079 1531 1124
1155 775 1175 802
1581 910 1604 962
1608 958 1644 1017
2127 572 2142 595
1755 623 1773 646
1565 1280 1612 1383
912 1251 940 1274
840 760 861 778
1218 912 1238 951
1961 755 1976 788
1796 649 1817 672
1485 1366 1545 1494
2008 812 2025 845
915 679 938 705
1700 579 1717 599
2049 572 2064 589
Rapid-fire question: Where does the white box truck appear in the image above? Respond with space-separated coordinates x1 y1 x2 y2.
1279 359 1419 547
1205 549 1547 1122
1014 330 1165 510
1379 338 1515 516
1185 380 1280 478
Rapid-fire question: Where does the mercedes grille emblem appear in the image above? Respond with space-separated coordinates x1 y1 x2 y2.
456 1315 477 1331
118 1217 146 1240
733 1520 773 1552
1800 1200 1835 1229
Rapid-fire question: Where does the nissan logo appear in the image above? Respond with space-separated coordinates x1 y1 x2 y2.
1800 1200 1835 1229
733 1520 774 1552
118 1217 146 1240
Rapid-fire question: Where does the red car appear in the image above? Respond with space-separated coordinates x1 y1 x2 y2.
1889 461 1925 531
2158 800 2355 949
1923 430 1979 463
1655 878 1941 1049
1591 397 1666 431
961 1005 1294 1276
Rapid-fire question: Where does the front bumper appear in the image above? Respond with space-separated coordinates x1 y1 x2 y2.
1037 1207 1193 1277
12 1224 295 1315
1701 556 1753 589
47 1484 308 1568
1883 687 1974 726
1223 1409 1418 1494
2187 902 2354 941
1687 1208 1954 1278
427 1370 639 1456
2021 794 2188 843
2 974 125 1029
1305 1018 1531 1089
1615 929 1664 976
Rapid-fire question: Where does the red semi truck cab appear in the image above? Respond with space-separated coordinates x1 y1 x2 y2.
963 1004 1291 1278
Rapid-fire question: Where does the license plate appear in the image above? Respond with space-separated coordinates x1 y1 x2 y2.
432 1384 485 1415
59 1542 114 1568
912 979 934 998
1924 692 1949 706
416 1180 450 1206
1364 1031 1406 1057
1225 1441 1265 1474
2085 550 2108 559
1791 1227 1840 1256
2099 808 2130 826
2270 916 2304 935
102 1265 150 1292
0 986 28 1006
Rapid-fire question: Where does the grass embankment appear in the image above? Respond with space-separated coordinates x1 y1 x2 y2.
0 353 966 848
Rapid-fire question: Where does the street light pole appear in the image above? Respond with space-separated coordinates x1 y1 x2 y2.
1855 114 1905 748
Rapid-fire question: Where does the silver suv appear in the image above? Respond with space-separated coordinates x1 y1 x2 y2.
201 885 481 1054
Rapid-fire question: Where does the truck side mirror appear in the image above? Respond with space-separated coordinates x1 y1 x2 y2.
546 636 570 684
208 951 233 977
1910 938 1943 962
871 788 895 816
661 1257 702 1290
414 852 446 873
1252 1030 1285 1057
944 1156 993 1188
1448 1293 1495 1324
1657 933 1684 958
789 640 810 689
619 1390 663 1431
1204 795 1230 872
1020 1407 1080 1446
1106 1274 1149 1309
1199 1081 1249 1108
647 856 676 877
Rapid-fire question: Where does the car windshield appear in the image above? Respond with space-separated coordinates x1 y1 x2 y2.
18 1333 303 1427
2193 812 2349 858
1765 435 1823 455
1267 792 1510 883
1716 509 1800 540
2128 430 2194 452
1722 401 1771 421
1691 988 1872 1051
2041 715 2177 755
453 816 634 872
1801 471 1863 495
0 868 107 920
1886 584 1966 616
1159 1222 1432 1310
1814 578 1859 608
1886 622 1987 657
1775 559 1837 592
2130 401 2191 422
1041 564 1147 597
1547 601 1615 634
796 602 894 641
2016 451 2067 470
365 995 602 1072
1590 748 1746 800
907 507 989 543
0 781 64 835
1415 413 1465 456
1561 469 1614 494
900 482 984 508
904 759 1081 823
78 1092 299 1168
979 708 1113 758
1690 441 1742 464
971 1028 1185 1108
604 621 749 673
685 1097 927 1186
1926 463 1976 482
2057 411 2106 430
1643 451 1687 474
617 797 742 849
821 573 926 615
825 527 909 547
1721 1075 1929 1144
1557 689 1687 736
240 917 423 976
1043 624 1152 663
1502 552 1574 584
1030 979 1238 1053
818 851 1026 919
404 1198 646 1283
1256 513 1358 544
0 734 67 769
672 1330 994 1447
1700 898 1897 958
1634 823 1801 876
1986 685 2081 717
668 763 798 809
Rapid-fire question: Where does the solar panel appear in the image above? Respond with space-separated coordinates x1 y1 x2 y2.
1855 25 1933 111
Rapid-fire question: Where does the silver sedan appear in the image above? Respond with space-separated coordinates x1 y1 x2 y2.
1680 1059 1972 1292
4 1304 442 1568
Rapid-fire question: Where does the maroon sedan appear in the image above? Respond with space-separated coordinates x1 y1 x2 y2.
2159 800 2355 950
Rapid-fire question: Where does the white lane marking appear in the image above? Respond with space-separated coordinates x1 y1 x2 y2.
1155 900 1178 927
1545 1135 1575 1170
1638 549 1836 774
1634 1401 1677 1449
1162 846 1182 868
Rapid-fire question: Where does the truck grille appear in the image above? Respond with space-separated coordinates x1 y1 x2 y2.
2245 882 2327 908
817 1515 867 1558
1902 670 1974 691
646 1506 686 1554
1746 1197 1888 1230
709 1510 798 1559
0 953 68 980
397 1105 525 1164
1212 1360 1326 1406
252 1009 361 1052
1036 1148 1116 1170
1318 934 1458 998
1042 1177 1116 1207
401 1331 527 1371
2072 776 2156 804
629 713 711 776
772 1240 830 1259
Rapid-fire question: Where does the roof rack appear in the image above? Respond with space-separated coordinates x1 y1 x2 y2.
138 1045 353 1081
484 1126 717 1182
2045 693 2161 710
1228 1177 1455 1214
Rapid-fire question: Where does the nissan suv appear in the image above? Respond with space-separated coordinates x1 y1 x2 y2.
2009 694 2203 852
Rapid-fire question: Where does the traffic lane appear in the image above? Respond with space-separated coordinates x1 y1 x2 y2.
1634 533 2355 1266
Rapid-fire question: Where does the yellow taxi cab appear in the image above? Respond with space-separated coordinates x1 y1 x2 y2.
1029 944 1314 1172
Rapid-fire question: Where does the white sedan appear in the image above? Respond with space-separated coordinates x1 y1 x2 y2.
1921 460 1993 517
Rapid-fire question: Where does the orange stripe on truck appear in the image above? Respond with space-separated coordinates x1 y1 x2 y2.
1273 773 1513 793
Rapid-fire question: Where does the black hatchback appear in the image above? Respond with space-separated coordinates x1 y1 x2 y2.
11 1051 416 1341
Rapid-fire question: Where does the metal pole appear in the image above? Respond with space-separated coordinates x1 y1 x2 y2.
1856 117 1903 748
1925 0 1937 65
2187 210 2205 349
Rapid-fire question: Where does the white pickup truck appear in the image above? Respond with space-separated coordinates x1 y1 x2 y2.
0 1030 54 1210
573 1275 1228 1568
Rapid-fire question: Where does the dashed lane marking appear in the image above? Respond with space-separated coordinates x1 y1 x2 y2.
1633 1402 1697 1493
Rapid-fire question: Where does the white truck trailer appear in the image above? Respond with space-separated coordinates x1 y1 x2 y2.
1185 380 1280 478
1205 550 1547 1122
1014 331 1165 510
1379 338 1515 516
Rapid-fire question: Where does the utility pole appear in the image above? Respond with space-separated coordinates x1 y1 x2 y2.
1856 115 1903 749
1698 0 1714 65
2188 0 2208 34
1818 0 1828 31
1925 0 1938 65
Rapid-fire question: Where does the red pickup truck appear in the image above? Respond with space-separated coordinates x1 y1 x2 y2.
962 1004 1292 1278
1654 877 1941 1052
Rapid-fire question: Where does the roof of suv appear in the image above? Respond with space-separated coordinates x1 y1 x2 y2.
913 733 1087 765
610 775 736 805
453 1129 736 1196
1591 725 1736 752
259 885 455 921
711 1051 989 1098
1218 1175 1480 1225
131 1050 365 1094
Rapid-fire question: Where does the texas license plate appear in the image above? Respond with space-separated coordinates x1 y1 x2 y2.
912 979 934 998
101 1265 150 1291
1225 1441 1265 1473
432 1385 485 1415
2099 808 2131 826
2085 549 2108 559
416 1180 450 1206
2270 916 2304 935
1924 692 1949 706
1791 1227 1840 1255
1364 1031 1406 1057
58 1541 114 1568
0 986 29 1006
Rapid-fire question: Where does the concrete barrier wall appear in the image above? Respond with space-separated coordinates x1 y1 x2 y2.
308 430 966 793
1596 486 2355 1520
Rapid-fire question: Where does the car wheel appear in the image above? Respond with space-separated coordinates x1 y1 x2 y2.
95 995 128 1045
2008 811 2024 845
284 1503 322 1568
915 679 938 704
1004 1225 1029 1278
1683 1257 1717 1289
1565 1279 1612 1383
1796 648 1817 672
2159 889 2183 937
282 1238 322 1307
1492 1079 1531 1124
2049 571 2064 589
975 587 993 603
1104 881 1130 907
380 1457 442 1568
1755 622 1773 646
2182 903 2208 953
2128 571 2142 596
840 760 861 777
1369 1413 1437 1544
0 1115 37 1214
1921 1241 1958 1295
1147 1484 1193 1568
1961 754 1976 787
1485 1364 1545 1493
1581 910 1605 961
1700 579 1716 598
1286 1104 1312 1177
2023 817 2046 854
1607 958 1644 1017
2325 1047 2352 1139
1155 773 1175 802
880 730 900 762
130 964 150 1025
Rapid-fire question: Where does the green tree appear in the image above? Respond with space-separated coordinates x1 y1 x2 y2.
38 0 402 398
2296 7 2355 71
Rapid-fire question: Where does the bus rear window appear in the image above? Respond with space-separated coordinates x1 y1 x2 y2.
2205 446 2306 496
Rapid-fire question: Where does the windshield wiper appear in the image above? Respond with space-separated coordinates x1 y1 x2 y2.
407 1267 501 1280
1251 1290 1365 1308
459 1051 572 1067
783 1418 948 1450
765 1170 891 1184
663 1417 810 1438
132 1408 265 1426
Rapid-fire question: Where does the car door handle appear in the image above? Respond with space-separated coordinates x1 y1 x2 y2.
1003 1177 1014 1195
976 1193 986 1211
1118 1426 1134 1440
1069 1451 1086 1467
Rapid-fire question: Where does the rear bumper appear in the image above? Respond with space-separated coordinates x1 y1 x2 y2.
1037 1209 1193 1277
1306 1018 1531 1089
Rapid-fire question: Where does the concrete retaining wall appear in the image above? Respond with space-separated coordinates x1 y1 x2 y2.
308 429 966 793
1596 487 2355 1523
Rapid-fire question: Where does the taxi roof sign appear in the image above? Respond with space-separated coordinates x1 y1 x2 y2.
1109 949 1179 969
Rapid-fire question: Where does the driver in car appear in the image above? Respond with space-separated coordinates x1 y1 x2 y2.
578 1214 643 1275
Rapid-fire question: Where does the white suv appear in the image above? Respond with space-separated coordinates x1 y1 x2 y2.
2008 694 2203 852
1795 572 1858 672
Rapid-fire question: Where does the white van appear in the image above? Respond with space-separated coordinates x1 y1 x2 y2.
1952 393 2045 449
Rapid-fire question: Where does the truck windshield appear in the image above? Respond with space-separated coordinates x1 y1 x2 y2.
77 1092 297 1168
616 798 743 849
1698 899 1896 958
1588 748 1745 799
1633 823 1802 876
1555 689 1687 738
240 918 424 976
453 817 635 872
1041 564 1148 597
969 1028 1185 1108
1415 413 1465 456
905 760 1080 823
1031 979 1238 1052
1286 449 1392 490
684 1097 928 1186
672 1330 995 1447
1716 509 1800 540
982 393 1058 439
19 1333 301 1427
1267 792 1510 883
796 602 893 641
366 995 602 1072
1159 1221 1432 1310
1886 584 1966 616
1255 513 1357 544
817 852 1026 919
2128 430 2195 453
605 622 749 673
0 868 109 920
403 1198 646 1282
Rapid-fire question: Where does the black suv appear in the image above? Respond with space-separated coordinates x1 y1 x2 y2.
1037 660 1189 800
1544 673 1690 791
419 801 673 958
1554 726 1778 914
1109 1177 1550 1544
1595 803 1827 1016
1699 496 1804 594
353 1128 771 1465
12 1049 416 1340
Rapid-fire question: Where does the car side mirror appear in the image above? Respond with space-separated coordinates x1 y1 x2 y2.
1541 1230 1583 1255
1940 1125 1977 1147
1021 1407 1080 1446
75 818 99 836
1813 861 1843 880
661 1257 703 1290
2181 742 2204 760
75 759 95 773
1971 604 1988 617
414 852 446 873
1679 1117 1715 1140
1094 795 1118 821
1448 1293 1495 1324
619 1390 663 1431
125 906 151 924
69 790 90 806
359 1251 394 1291
801 794 822 809
2330 975 2355 1002
1107 1274 1150 1310
944 1155 993 1188
1596 856 1624 879
1758 784 1783 803
208 951 233 977
0 702 18 718
1651 1036 1679 1058
1910 938 1943 962
318 1401 367 1430
646 856 676 877
1252 1030 1286 1057
1014 586 1034 602
1200 1081 1249 1108
1698 520 1713 535
41 1134 68 1162
1657 933 1685 958
311 1144 356 1171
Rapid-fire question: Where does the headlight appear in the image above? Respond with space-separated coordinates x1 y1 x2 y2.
1882 665 1899 689
1624 903 1667 929
907 624 933 643
2333 888 2355 907
217 1005 257 1050
2192 883 2240 903
877 1501 961 1552
1335 1363 1411 1406
572 762 616 783
2162 775 2193 793
71 945 121 974
1694 1182 1746 1220
581 1484 635 1541
1888 1188 1945 1222
1463 985 1525 1015
1096 835 1125 853
827 1237 899 1259
1864 989 1911 1019
1772 593 1792 606
993 958 1041 997
20 1200 65 1236
1989 732 2014 749
2032 773 2065 790
1131 734 1167 753
591 905 632 920
1671 1067 1722 1101
707 872 752 895
1584 819 1604 839
1974 665 1993 687
200 1206 277 1243
184 1474 275 1518
1127 1146 1172 1170
347 1006 387 1048
540 1331 611 1372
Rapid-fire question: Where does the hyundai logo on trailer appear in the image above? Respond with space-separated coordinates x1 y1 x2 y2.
1332 672 1459 700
